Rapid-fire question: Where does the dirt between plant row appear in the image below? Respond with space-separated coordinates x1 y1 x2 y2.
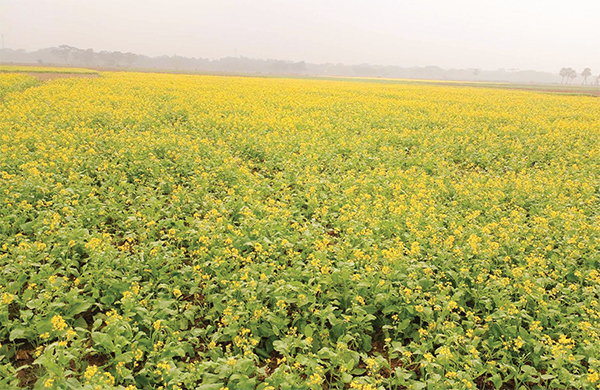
26 72 99 81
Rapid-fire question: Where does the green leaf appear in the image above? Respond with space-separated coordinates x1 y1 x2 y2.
196 384 225 390
317 347 336 359
67 301 92 317
410 381 426 390
397 318 411 331
9 328 27 341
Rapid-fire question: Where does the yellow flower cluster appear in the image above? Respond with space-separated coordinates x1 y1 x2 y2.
1 69 599 389
51 315 67 332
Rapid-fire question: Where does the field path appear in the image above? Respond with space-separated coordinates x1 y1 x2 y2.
25 72 99 81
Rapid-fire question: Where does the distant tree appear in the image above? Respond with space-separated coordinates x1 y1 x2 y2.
594 74 600 86
581 68 592 84
292 61 306 74
566 68 577 84
123 52 138 68
71 47 84 64
559 67 569 83
51 45 75 64
111 51 126 67
74 49 96 66
98 51 117 67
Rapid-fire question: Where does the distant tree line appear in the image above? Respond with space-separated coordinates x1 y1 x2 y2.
2 45 598 84
559 67 597 85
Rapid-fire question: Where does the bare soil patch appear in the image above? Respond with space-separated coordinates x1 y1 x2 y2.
27 72 99 81
526 87 600 97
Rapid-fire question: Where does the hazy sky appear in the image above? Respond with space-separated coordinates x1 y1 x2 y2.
1 0 599 73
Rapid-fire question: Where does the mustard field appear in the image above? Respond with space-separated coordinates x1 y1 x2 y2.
0 74 41 100
0 66 99 74
1 71 600 389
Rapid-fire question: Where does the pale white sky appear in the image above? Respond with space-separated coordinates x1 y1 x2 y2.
1 0 599 73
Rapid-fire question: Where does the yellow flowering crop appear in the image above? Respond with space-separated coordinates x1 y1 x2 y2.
0 70 599 389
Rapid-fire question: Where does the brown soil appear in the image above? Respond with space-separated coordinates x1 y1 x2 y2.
13 345 37 388
26 72 99 81
526 87 600 96
413 81 600 97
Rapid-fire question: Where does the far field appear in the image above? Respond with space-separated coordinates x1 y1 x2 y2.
2 63 599 96
0 68 599 390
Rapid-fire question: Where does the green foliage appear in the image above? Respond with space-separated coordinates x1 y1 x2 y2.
1 72 600 389
0 74 40 100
